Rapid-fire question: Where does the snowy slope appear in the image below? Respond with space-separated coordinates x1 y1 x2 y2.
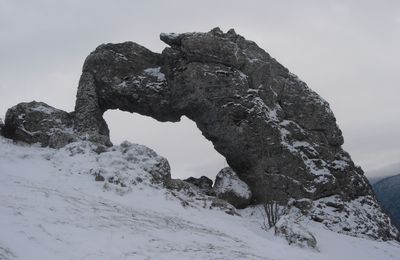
0 136 399 260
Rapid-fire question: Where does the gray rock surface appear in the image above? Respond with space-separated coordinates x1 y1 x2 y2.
184 176 213 194
213 167 252 209
2 101 76 148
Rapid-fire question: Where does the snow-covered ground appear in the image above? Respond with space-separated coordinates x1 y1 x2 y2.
0 136 399 260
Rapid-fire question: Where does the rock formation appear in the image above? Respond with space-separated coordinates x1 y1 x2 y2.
1 28 397 241
275 215 318 249
2 101 75 148
72 27 369 205
213 167 252 209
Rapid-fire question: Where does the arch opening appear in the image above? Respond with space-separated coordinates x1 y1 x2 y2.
103 109 227 180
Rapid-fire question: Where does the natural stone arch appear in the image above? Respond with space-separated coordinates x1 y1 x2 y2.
74 28 371 204
2 27 397 241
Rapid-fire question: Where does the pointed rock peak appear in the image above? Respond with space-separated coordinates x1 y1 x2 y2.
209 27 224 36
227 28 237 36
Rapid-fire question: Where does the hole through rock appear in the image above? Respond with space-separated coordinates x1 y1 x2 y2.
104 110 227 180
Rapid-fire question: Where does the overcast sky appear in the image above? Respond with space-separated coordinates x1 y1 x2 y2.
1 0 399 179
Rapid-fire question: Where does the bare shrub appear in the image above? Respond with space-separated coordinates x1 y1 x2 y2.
261 200 286 229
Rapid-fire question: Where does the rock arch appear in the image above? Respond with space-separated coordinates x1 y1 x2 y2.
73 27 371 204
3 28 397 240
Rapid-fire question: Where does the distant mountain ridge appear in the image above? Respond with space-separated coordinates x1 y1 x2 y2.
373 174 400 230
368 162 400 184
369 173 397 185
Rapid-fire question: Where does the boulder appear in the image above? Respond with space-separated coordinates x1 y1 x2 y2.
184 176 213 194
2 101 76 148
57 140 172 190
119 141 171 183
275 216 318 249
213 167 252 209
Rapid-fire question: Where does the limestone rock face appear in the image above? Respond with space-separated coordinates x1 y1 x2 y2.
2 101 76 148
73 27 371 205
213 167 252 209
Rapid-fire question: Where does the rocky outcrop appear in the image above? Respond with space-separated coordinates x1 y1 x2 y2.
308 195 398 240
1 28 397 241
118 141 171 183
213 167 252 209
275 216 318 249
283 196 398 243
54 140 172 194
2 101 76 148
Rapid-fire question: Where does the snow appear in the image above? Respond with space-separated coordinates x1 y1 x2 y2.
215 69 232 75
117 81 127 88
279 125 333 183
143 67 166 81
238 71 248 82
247 96 280 123
331 159 349 170
214 169 251 199
115 53 128 61
113 70 166 93
0 136 399 259
269 85 278 97
309 195 398 240
30 104 57 114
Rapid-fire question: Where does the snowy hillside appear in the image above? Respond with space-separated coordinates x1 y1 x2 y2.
0 136 399 260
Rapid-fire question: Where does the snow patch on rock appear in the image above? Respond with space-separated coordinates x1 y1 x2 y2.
213 167 252 209
143 67 166 81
